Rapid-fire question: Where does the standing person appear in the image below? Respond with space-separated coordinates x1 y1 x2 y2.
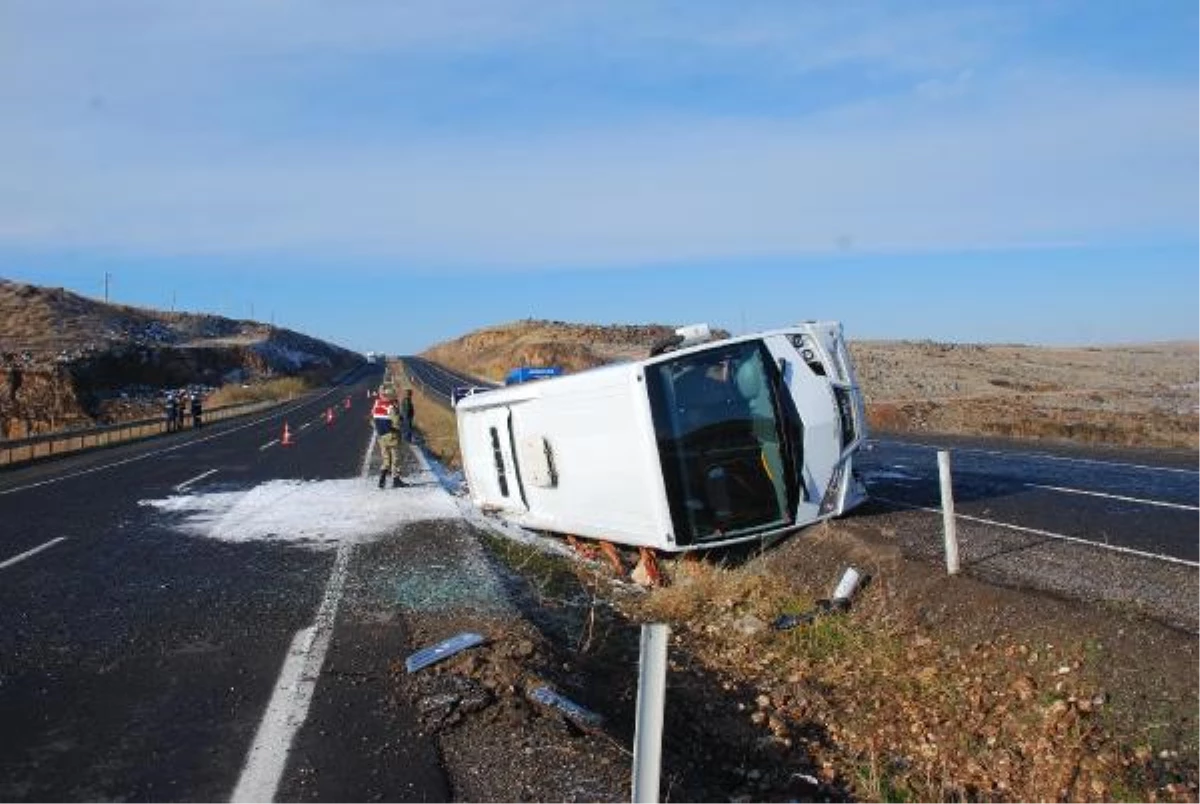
400 388 415 443
165 393 178 432
371 386 407 489
174 391 186 431
190 391 203 429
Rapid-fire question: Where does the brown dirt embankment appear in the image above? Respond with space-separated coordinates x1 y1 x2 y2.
0 279 363 438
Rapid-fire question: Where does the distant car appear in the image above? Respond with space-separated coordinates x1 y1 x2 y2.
504 366 563 385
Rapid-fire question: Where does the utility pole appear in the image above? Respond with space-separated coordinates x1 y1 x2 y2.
104 272 112 303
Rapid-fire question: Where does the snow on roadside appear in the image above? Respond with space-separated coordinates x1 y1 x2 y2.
140 477 459 549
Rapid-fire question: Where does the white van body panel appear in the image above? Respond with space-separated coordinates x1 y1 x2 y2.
457 363 674 547
455 321 867 552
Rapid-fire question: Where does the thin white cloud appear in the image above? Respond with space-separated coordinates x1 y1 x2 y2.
1 1 1195 267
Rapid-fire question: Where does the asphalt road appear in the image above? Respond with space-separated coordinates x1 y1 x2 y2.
0 364 450 802
860 433 1199 565
2 355 1195 800
402 356 496 407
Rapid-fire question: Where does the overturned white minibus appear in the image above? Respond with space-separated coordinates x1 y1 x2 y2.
455 322 868 553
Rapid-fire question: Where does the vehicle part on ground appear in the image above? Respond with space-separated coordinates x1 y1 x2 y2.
527 686 604 729
404 632 487 673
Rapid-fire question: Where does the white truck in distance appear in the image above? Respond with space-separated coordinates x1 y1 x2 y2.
454 322 868 553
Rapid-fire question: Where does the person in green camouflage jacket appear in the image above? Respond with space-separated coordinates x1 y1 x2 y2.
370 386 407 489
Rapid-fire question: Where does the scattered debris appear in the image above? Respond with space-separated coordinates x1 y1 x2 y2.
771 598 850 631
526 685 604 730
405 632 487 673
772 565 865 631
831 566 863 602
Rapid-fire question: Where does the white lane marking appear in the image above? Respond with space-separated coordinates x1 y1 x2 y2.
174 469 218 493
0 386 351 498
229 436 374 803
1 537 67 570
259 439 280 451
1027 483 1199 512
229 544 353 803
872 494 1199 568
871 438 1199 475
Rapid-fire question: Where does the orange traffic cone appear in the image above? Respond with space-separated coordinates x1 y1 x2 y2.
325 407 335 426
281 421 294 446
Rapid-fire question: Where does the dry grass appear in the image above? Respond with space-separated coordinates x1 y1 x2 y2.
205 377 310 407
852 339 1199 449
621 557 1197 803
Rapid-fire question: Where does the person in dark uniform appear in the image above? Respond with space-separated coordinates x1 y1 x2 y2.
190 391 203 429
165 393 178 432
400 388 415 443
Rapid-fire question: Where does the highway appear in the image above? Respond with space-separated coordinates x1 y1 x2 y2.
0 364 452 802
1 355 1195 799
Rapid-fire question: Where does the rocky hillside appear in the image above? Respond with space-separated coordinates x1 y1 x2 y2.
421 319 731 382
0 279 363 438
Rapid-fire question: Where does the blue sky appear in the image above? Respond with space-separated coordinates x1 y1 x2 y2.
2 1 1196 355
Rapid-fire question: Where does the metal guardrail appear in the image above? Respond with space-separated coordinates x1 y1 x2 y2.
0 360 373 469
0 398 281 468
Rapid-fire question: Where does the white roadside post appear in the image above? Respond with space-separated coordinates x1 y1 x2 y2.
938 450 960 575
632 623 670 804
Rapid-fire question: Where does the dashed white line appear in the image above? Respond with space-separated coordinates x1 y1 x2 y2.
259 439 280 451
872 494 1199 568
1 537 67 570
174 469 218 492
1026 483 1199 512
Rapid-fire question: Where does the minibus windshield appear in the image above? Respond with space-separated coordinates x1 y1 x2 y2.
646 339 793 546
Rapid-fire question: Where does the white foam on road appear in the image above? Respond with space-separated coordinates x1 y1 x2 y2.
140 474 458 548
